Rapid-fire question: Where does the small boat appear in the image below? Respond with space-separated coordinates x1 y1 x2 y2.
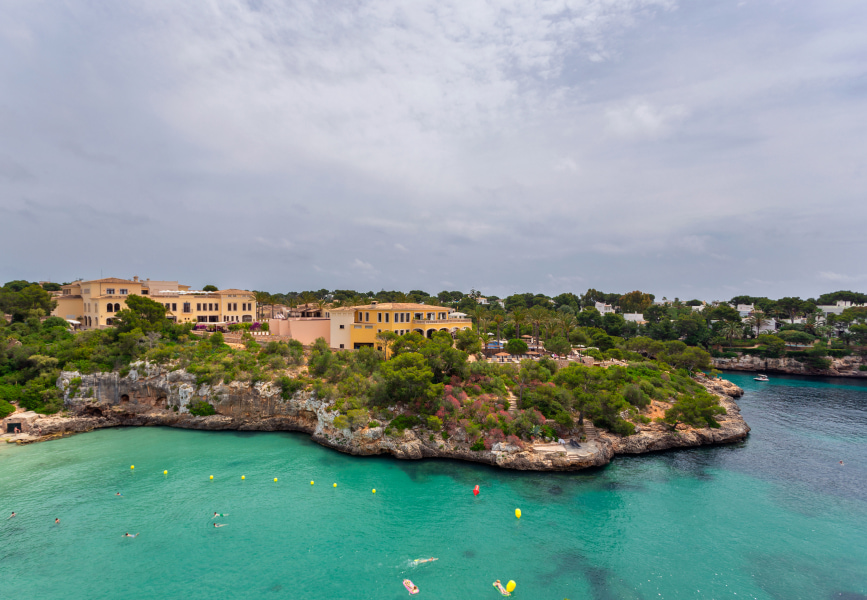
754 374 769 382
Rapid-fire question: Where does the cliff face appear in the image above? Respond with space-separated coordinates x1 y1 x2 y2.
713 354 866 378
40 362 748 471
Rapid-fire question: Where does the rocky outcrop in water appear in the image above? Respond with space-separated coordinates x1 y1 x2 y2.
713 354 866 378
33 362 750 471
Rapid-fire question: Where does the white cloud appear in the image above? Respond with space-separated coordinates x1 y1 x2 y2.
605 100 688 138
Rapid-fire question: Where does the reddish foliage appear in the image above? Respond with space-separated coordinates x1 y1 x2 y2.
435 407 446 419
506 435 525 449
446 396 461 412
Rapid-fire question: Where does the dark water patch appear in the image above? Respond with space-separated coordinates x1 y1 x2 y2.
537 550 644 600
548 484 563 495
463 549 475 558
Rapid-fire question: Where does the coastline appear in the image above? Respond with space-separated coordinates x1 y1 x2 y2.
2 366 750 471
712 355 866 378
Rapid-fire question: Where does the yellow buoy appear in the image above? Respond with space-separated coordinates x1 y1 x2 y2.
130 465 134 470
241 475 245 480
210 475 214 480
333 483 337 488
310 481 314 485
163 470 168 475
515 508 522 519
506 580 516 593
372 489 376 494
274 478 278 482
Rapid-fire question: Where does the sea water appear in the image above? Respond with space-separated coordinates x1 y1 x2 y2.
1 372 865 600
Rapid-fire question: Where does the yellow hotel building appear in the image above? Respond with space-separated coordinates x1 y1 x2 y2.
53 277 256 329
329 302 473 350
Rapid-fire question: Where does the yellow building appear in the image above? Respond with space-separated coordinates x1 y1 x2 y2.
328 302 473 350
52 277 256 329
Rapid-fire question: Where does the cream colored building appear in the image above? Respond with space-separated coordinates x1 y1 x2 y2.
328 301 473 350
53 277 256 329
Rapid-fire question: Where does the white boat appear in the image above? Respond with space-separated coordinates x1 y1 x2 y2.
754 374 769 382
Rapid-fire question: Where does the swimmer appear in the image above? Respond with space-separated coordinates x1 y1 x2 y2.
8 512 16 519
213 523 227 528
123 533 139 538
213 512 228 518
840 460 844 466
116 492 123 496
414 557 438 564
54 518 60 524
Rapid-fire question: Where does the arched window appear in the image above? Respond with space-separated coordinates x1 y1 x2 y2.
106 303 113 313
114 303 121 312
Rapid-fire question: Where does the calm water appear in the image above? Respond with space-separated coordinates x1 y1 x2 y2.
1 373 865 600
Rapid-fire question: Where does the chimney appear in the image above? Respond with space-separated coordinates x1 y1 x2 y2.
133 276 139 282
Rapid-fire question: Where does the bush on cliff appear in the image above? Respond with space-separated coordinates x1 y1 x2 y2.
661 392 725 430
188 401 217 416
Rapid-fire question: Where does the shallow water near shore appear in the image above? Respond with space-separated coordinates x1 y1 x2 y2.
1 373 866 600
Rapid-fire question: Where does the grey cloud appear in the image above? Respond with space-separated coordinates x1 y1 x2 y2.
0 0 865 298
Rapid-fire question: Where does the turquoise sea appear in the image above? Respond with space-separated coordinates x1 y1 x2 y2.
1 372 866 599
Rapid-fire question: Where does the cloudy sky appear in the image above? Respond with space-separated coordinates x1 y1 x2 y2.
2 0 865 301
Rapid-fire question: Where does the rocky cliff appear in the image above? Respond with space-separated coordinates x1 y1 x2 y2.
713 354 866 378
27 363 749 471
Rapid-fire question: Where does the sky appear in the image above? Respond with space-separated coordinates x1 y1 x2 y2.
1 0 865 302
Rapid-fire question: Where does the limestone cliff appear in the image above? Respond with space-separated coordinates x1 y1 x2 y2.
713 354 866 378
28 362 749 471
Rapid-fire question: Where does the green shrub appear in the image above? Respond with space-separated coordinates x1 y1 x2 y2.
333 415 350 429
277 376 304 400
0 399 15 419
188 400 216 416
860 365 867 372
387 414 421 432
426 415 443 430
470 439 485 451
441 431 450 440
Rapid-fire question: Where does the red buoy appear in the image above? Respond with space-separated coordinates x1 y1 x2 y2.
473 485 480 496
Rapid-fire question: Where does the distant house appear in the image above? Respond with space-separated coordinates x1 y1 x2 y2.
817 300 866 316
594 301 615 315
623 313 646 324
735 304 755 319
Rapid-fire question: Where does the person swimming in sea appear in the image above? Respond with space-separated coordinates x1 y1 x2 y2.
213 512 228 518
54 518 60 524
213 523 227 528
116 492 123 496
123 532 139 538
414 557 438 564
8 512 16 519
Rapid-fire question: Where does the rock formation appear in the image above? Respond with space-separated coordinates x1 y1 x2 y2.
713 355 866 378
25 362 750 471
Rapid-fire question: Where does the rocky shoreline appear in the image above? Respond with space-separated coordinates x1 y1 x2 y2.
712 354 866 378
3 364 750 471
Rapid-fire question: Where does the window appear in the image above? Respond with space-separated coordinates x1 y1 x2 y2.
378 313 382 323
165 303 169 309
365 312 369 322
142 289 148 295
183 303 191 313
415 313 422 320
339 344 344 349
385 313 390 323
119 289 128 295
197 316 207 322
339 324 345 329
197 303 202 311
106 288 115 295
172 303 177 311
106 303 113 313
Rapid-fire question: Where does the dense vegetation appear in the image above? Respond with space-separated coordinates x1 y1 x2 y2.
0 281 727 441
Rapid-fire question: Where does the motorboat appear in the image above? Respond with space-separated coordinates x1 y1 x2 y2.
754 374 770 382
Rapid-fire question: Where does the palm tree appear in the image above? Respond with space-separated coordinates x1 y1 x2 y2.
746 311 769 337
253 291 271 321
721 320 742 343
557 313 576 339
492 314 505 346
512 308 526 341
528 306 547 350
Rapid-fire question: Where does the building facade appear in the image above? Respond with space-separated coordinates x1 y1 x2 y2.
52 277 256 329
328 302 473 350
